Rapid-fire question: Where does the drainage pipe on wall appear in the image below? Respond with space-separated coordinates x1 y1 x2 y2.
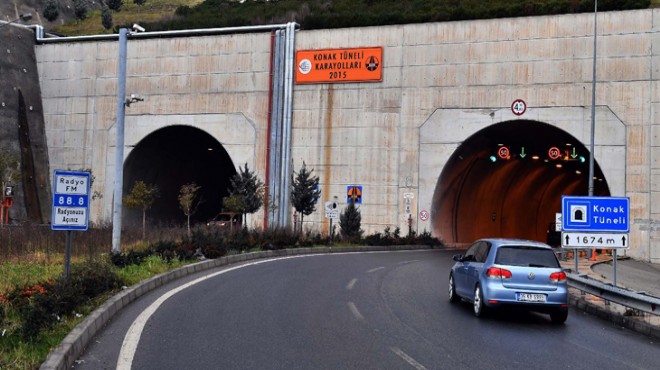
278 22 296 228
30 24 296 43
268 29 285 228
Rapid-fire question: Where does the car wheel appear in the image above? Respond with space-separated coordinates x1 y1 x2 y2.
473 285 487 317
449 274 460 303
550 309 568 324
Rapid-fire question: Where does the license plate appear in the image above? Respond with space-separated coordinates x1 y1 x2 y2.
517 293 546 302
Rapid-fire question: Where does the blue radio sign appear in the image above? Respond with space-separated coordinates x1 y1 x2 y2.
51 170 90 231
561 196 629 233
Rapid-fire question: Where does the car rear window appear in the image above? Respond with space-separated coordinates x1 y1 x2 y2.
494 246 560 268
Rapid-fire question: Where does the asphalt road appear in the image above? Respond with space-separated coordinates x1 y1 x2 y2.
74 250 660 370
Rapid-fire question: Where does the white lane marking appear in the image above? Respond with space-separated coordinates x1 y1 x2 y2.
347 302 364 320
346 278 358 290
116 256 308 370
367 267 385 273
390 347 428 370
398 260 419 265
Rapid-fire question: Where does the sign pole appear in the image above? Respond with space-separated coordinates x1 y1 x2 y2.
64 230 72 279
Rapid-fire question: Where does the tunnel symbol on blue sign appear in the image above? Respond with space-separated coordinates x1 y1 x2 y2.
570 205 587 223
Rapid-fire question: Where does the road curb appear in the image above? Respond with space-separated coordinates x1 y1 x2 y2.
39 245 432 370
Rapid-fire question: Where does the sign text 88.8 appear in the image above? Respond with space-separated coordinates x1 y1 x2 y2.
57 195 87 207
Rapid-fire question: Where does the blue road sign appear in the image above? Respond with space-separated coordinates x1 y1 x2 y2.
52 170 91 231
561 196 629 233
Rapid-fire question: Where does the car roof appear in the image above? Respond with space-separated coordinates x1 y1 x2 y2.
477 238 553 249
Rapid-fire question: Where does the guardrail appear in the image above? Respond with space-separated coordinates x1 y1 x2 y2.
567 273 660 316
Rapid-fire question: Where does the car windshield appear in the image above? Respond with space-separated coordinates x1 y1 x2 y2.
494 246 560 268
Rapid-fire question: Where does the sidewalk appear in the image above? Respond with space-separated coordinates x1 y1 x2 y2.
559 251 660 340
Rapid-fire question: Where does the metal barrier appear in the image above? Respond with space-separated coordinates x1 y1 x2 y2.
567 273 660 316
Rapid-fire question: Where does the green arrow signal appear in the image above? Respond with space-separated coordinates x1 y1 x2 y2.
571 147 578 159
520 147 526 158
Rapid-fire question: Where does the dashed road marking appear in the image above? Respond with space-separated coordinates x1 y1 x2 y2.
347 302 364 320
390 347 427 370
368 267 385 273
346 278 358 290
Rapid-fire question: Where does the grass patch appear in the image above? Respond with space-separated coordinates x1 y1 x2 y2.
0 250 192 369
115 255 188 286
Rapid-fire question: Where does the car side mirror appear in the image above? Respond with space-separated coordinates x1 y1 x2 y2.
453 254 463 262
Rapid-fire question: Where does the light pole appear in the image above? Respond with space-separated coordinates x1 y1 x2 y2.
0 13 32 29
111 26 144 254
577 0 598 273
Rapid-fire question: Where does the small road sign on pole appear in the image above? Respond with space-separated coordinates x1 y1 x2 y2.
325 201 338 219
52 170 91 231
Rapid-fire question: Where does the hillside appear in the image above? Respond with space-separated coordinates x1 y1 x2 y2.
2 0 203 35
2 0 659 37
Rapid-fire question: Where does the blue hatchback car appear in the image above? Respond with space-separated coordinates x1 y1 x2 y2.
449 238 569 324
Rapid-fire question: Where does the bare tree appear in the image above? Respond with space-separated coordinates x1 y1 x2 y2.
123 180 159 239
178 182 202 238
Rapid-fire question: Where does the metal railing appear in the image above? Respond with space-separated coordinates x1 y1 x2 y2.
567 273 660 316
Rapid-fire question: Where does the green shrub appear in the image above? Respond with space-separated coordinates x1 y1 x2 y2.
6 261 122 339
151 240 180 262
340 202 362 241
110 249 152 267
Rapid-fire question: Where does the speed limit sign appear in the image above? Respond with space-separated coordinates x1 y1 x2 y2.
511 99 527 116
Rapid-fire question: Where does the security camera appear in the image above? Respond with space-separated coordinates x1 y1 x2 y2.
125 94 144 107
132 24 145 32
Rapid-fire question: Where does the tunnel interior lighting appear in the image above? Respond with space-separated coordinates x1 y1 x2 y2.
555 163 563 168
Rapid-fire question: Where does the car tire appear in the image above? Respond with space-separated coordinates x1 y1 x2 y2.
449 274 460 303
550 309 568 324
473 285 487 318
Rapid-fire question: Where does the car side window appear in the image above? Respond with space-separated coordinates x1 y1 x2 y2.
475 242 491 263
464 242 480 261
474 242 489 263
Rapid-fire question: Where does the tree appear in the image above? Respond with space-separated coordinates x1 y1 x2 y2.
43 0 59 22
178 182 202 238
225 163 263 228
106 0 124 12
101 7 113 30
73 0 88 21
290 161 320 232
123 181 159 239
339 200 362 241
134 0 147 15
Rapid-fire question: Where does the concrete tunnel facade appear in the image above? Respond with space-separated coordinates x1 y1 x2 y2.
28 9 659 262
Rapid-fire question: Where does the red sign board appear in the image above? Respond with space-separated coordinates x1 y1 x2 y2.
296 47 383 84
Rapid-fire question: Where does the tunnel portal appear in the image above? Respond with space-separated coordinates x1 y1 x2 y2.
123 125 236 226
432 120 610 245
